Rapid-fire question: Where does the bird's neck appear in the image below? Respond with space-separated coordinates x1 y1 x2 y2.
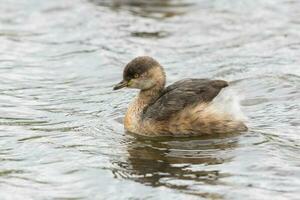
126 84 164 118
138 84 164 107
124 84 164 133
139 66 166 105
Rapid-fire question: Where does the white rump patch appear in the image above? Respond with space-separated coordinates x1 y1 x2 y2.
209 87 247 121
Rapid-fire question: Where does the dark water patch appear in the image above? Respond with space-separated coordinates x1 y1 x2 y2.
131 31 170 38
89 0 193 19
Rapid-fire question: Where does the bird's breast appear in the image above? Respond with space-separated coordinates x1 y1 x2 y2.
124 100 144 132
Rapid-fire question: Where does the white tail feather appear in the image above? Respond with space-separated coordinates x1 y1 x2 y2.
209 87 247 121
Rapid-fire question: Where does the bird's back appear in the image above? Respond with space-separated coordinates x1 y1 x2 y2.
137 78 247 136
142 78 228 121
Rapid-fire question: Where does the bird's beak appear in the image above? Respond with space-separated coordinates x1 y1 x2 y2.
113 80 128 90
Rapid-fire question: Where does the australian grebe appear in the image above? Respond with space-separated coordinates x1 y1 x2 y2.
113 56 247 136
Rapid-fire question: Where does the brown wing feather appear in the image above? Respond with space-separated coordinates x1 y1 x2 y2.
142 79 228 121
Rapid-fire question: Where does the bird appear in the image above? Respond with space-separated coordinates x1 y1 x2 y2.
113 56 247 137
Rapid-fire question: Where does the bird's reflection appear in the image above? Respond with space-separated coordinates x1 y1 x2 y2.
112 133 240 198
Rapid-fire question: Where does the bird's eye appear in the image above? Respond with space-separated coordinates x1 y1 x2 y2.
134 74 139 78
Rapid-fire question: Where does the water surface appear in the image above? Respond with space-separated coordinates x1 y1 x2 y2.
0 0 300 199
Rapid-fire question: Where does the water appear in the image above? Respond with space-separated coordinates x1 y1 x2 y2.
0 0 299 199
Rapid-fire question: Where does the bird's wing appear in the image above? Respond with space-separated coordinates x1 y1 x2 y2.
142 79 228 120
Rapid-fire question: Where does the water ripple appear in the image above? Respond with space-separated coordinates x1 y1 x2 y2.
0 0 299 199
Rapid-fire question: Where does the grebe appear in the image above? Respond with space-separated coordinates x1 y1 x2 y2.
113 56 247 136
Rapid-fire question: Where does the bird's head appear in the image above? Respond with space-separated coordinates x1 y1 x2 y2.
113 56 165 91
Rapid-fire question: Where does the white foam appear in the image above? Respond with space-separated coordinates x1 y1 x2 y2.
210 87 247 121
